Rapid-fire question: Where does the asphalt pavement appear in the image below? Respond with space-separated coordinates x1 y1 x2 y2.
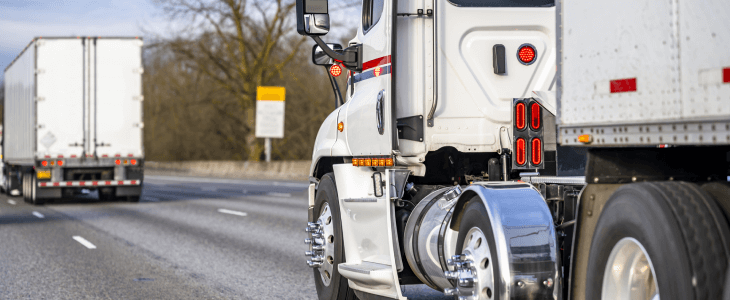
0 175 450 300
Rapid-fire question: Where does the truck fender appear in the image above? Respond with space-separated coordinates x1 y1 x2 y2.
449 182 560 299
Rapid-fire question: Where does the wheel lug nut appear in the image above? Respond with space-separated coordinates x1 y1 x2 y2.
444 288 458 296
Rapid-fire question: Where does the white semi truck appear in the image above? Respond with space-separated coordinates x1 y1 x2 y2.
3 37 145 204
296 0 730 299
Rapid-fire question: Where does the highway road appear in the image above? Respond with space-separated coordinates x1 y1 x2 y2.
0 175 450 300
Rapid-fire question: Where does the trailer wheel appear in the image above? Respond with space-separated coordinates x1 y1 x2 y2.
586 181 730 300
453 197 500 300
312 173 357 300
22 173 29 202
30 174 44 205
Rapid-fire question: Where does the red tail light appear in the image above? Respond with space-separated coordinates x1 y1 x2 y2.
515 138 526 166
515 102 526 130
41 161 48 167
531 138 542 165
530 102 541 130
57 160 64 166
330 64 342 77
115 159 121 165
131 159 137 165
518 44 536 65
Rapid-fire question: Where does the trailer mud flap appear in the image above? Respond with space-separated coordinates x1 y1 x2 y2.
333 164 406 300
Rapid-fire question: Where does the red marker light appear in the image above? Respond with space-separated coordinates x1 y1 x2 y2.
515 138 526 166
41 161 48 167
515 102 526 130
518 45 536 65
58 160 64 166
530 102 541 130
531 138 542 165
330 64 342 77
131 159 137 165
115 159 121 165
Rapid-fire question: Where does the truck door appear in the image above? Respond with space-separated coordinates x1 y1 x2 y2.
36 39 85 159
343 0 394 156
92 38 144 158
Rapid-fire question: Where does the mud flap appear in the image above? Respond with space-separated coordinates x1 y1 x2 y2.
333 164 407 300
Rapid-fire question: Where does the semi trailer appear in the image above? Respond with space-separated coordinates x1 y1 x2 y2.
3 37 145 204
296 0 730 300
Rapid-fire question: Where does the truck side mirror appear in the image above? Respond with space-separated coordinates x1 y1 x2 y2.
296 0 330 36
312 43 342 65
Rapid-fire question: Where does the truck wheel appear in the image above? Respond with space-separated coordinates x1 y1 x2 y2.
701 182 730 221
22 173 29 202
452 196 500 300
312 173 357 300
30 175 43 205
586 181 730 300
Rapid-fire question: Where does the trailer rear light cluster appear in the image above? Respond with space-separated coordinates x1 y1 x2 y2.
512 98 548 169
115 159 138 166
352 157 394 167
40 160 64 167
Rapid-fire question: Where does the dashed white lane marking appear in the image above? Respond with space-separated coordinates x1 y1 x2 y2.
8 200 16 205
72 236 97 249
268 192 291 198
217 208 247 217
32 211 45 218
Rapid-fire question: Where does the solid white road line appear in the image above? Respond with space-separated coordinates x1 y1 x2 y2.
8 200 16 205
217 208 247 217
32 211 45 219
72 236 97 249
267 192 291 198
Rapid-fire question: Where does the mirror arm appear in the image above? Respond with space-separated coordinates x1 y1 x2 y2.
311 36 361 71
324 65 344 108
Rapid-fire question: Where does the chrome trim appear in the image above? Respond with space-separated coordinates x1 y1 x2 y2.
455 183 559 300
339 264 371 274
520 175 586 185
343 198 378 203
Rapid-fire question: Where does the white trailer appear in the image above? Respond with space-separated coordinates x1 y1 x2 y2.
3 37 144 204
295 0 730 299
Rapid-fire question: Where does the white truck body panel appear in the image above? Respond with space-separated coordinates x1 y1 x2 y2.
3 37 144 163
94 39 144 157
3 42 37 164
558 0 730 146
36 39 86 159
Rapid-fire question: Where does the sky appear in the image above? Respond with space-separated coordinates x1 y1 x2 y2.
0 0 169 74
0 0 360 76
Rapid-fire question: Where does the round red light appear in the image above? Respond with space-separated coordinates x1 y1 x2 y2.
330 64 342 77
58 160 64 166
131 159 137 165
115 159 121 165
518 45 536 64
41 161 48 167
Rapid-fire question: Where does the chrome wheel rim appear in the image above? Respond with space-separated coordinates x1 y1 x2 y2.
461 227 494 300
317 203 335 286
602 237 659 300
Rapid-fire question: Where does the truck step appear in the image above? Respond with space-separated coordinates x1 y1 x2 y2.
337 261 394 288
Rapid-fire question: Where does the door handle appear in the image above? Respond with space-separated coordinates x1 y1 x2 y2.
376 90 385 135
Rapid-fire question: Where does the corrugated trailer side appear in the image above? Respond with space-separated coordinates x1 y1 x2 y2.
558 0 730 147
3 40 37 165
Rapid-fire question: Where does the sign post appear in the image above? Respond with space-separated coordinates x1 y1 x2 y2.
255 86 286 162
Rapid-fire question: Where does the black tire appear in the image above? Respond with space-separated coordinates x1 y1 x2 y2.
454 196 501 298
31 174 43 205
313 173 358 300
586 181 730 300
22 173 29 202
702 182 730 222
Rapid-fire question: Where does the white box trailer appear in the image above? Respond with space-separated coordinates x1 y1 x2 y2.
555 0 730 299
3 37 144 204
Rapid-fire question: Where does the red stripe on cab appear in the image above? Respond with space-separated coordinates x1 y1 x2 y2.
610 78 637 93
362 55 391 71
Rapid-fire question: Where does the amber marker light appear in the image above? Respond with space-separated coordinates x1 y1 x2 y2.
352 159 359 167
578 134 593 144
385 158 394 166
337 122 344 132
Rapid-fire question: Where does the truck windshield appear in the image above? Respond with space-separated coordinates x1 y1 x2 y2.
448 0 554 7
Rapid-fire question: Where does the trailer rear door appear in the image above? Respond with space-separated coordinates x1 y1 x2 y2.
92 39 144 158
35 38 85 159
